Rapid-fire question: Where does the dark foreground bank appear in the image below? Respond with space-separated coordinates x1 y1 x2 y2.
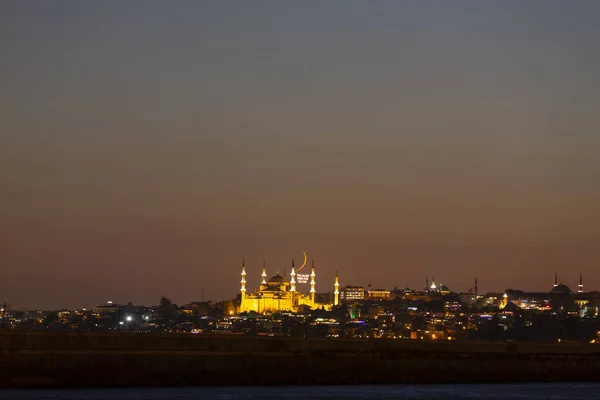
2 384 600 400
1 332 600 388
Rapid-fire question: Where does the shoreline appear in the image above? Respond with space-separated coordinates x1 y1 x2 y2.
2 332 600 388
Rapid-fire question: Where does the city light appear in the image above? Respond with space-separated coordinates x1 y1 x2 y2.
2 267 597 344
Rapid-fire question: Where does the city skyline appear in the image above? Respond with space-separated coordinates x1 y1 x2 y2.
1 249 595 310
2 2 600 309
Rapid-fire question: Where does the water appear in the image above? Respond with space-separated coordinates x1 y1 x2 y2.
1 384 599 400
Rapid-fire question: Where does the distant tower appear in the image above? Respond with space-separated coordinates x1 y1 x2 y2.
261 261 267 285
578 273 583 293
554 272 558 287
310 260 316 302
474 277 478 296
334 269 340 306
430 275 437 291
290 259 296 292
502 293 508 309
240 259 247 305
425 276 429 291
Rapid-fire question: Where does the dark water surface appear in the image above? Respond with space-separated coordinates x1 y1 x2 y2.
1 384 599 400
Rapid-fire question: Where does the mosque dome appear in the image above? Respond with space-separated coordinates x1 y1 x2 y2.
439 284 450 292
551 284 572 294
267 274 288 284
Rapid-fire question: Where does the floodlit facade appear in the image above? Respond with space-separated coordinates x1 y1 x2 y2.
341 286 365 301
238 259 336 314
367 289 391 299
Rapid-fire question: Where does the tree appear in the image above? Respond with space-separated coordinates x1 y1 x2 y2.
159 297 177 325
13 310 26 320
176 312 193 324
43 312 60 327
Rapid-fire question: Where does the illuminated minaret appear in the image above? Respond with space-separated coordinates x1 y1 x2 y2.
310 260 316 302
578 273 583 293
554 272 558 287
430 275 437 291
474 277 478 296
240 259 247 304
261 260 267 285
334 269 340 306
290 259 296 292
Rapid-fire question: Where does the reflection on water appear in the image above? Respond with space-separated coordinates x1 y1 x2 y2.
0 383 599 400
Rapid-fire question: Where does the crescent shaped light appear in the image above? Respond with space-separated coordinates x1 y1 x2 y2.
297 249 308 272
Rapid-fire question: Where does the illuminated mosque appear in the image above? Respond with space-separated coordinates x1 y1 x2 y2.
237 253 340 314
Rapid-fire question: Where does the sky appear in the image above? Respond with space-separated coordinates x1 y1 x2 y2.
1 1 600 309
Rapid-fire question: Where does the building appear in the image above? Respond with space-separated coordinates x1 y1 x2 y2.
92 303 119 314
425 276 452 295
315 292 333 304
367 289 391 300
550 283 575 310
341 286 365 301
504 274 588 312
181 301 212 317
458 293 479 306
237 259 337 314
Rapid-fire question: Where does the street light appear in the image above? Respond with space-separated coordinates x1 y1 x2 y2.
124 315 133 331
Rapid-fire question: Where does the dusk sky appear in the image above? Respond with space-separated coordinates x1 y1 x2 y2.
2 1 600 309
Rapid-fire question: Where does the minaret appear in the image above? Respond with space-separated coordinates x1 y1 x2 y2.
261 260 267 285
578 273 583 293
425 276 429 291
554 272 558 287
290 259 296 292
240 259 247 305
310 260 316 302
431 275 437 291
334 269 340 306
474 277 478 296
